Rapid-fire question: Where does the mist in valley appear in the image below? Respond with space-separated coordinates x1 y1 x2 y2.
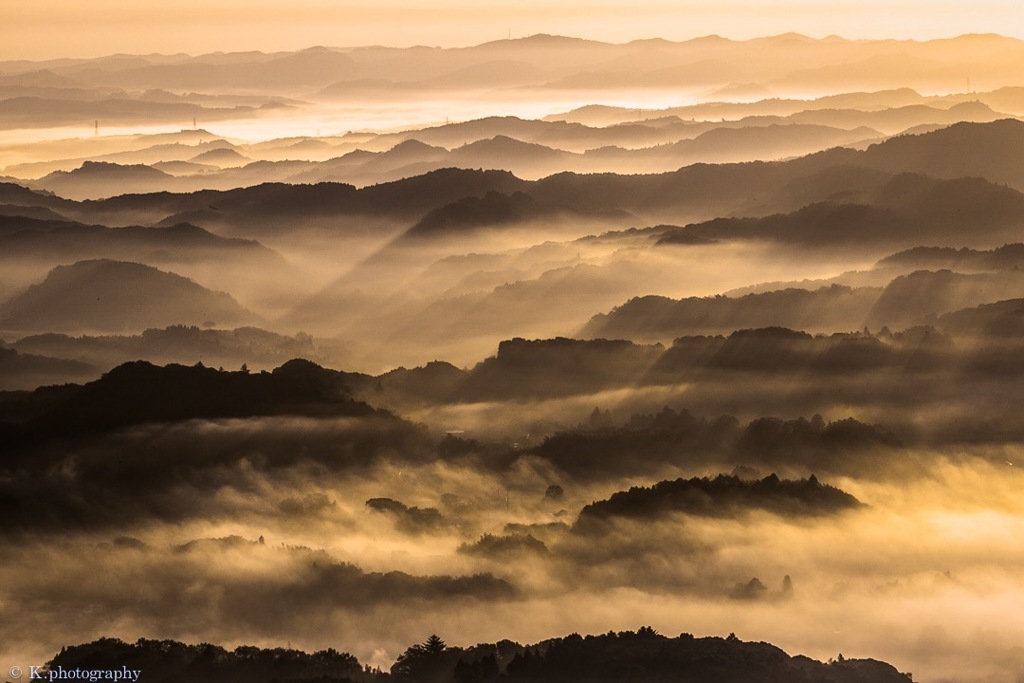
2 410 1024 683
4 17 1024 683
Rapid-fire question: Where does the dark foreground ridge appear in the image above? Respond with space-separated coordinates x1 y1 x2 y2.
0 358 385 452
45 629 913 683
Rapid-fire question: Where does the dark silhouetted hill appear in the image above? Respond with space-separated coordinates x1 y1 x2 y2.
47 637 369 683
0 259 259 333
785 101 1004 135
577 474 861 526
735 416 902 467
0 216 283 266
448 135 576 172
586 266 1024 345
657 202 902 246
365 497 448 534
937 298 1024 337
10 325 338 378
0 203 68 220
662 123 880 163
372 361 468 404
458 532 549 559
0 181 72 211
704 327 820 372
359 168 527 218
644 326 945 380
0 358 382 446
582 285 881 342
0 361 438 530
659 176 1024 247
860 118 1024 190
107 170 527 236
0 346 97 390
877 243 1024 272
527 407 900 479
188 147 251 165
150 160 219 175
866 269 1024 329
36 161 176 200
528 407 740 479
457 337 663 400
405 191 543 237
505 629 911 683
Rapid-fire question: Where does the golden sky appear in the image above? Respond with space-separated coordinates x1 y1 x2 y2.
3 0 1024 60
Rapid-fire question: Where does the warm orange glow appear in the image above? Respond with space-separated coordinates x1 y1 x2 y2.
3 0 1024 59
4 4 1024 683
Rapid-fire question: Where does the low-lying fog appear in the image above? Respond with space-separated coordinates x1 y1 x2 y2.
1 416 1021 683
5 36 1024 683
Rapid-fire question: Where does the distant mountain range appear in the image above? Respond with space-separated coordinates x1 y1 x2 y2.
2 120 1021 245
4 33 1024 101
3 120 1024 395
11 112 1021 198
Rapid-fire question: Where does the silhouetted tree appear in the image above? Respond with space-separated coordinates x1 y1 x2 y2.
391 635 455 683
424 635 446 655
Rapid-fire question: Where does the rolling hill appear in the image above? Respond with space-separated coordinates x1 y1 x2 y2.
0 259 259 333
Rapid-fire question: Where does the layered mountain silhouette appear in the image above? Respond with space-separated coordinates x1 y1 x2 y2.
877 243 1024 271
9 325 342 377
583 286 882 341
0 33 1018 99
585 268 1024 342
11 117 1024 208
0 120 1019 247
867 269 1024 326
0 89 285 128
657 173 1024 248
552 91 1007 129
404 191 547 238
857 118 1024 189
5 322 1004 430
0 345 97 390
937 298 1024 337
0 215 283 266
37 161 176 201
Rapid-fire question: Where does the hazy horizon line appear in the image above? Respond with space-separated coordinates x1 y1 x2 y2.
4 30 1021 64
